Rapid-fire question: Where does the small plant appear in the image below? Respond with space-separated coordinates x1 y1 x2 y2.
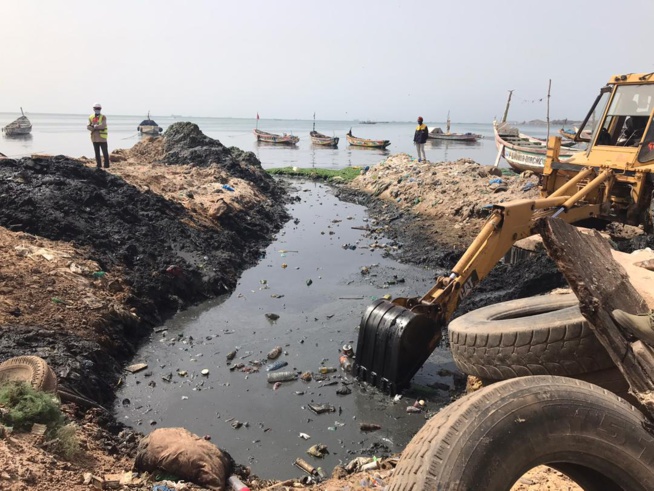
0 382 63 431
51 423 81 460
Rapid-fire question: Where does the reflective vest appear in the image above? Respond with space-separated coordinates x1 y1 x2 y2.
89 114 108 140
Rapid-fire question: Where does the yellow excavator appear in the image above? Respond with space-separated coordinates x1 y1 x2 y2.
354 72 654 393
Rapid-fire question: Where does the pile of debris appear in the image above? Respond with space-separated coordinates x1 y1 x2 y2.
348 153 540 248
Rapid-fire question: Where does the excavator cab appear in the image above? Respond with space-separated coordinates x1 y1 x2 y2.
354 72 654 393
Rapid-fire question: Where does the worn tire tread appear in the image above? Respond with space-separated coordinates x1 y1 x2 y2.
449 294 614 380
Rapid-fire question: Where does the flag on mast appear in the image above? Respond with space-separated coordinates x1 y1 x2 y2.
256 113 260 120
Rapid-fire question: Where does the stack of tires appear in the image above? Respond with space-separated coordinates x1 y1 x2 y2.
388 294 654 490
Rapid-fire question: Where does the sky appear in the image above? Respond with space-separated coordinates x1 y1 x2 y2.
2 0 653 123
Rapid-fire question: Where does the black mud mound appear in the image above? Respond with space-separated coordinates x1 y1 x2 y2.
0 153 289 402
163 122 279 194
0 156 288 322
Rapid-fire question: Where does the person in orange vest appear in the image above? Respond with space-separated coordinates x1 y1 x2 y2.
87 103 109 169
413 116 428 162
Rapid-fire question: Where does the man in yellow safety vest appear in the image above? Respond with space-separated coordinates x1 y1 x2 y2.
87 102 109 169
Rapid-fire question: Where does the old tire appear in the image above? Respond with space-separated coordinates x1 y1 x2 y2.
389 376 654 491
0 356 58 393
449 294 615 380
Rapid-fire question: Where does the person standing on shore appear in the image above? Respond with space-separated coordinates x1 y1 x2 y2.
414 116 428 162
87 103 109 169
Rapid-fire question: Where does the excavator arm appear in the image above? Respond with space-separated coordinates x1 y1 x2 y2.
354 167 612 394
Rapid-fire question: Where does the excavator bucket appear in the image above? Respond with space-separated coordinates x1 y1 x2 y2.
353 299 443 394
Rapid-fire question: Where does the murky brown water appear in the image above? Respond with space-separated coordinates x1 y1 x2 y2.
114 179 456 479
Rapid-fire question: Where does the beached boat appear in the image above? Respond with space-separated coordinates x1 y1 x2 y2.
494 121 580 173
137 112 163 135
346 129 390 149
428 112 481 142
310 131 339 146
253 129 299 145
2 108 32 136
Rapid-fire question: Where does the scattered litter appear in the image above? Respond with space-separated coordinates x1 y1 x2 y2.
226 350 237 361
308 403 336 415
227 475 250 491
299 371 312 382
307 443 329 458
318 366 336 374
273 382 282 391
306 279 313 286
360 423 382 432
336 385 352 396
294 457 318 476
299 433 311 440
267 346 283 360
125 363 148 374
201 369 210 376
222 184 235 192
406 406 422 413
265 313 280 321
266 360 288 372
267 371 298 383
489 178 503 185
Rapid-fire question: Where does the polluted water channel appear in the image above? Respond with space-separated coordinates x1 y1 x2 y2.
114 179 457 480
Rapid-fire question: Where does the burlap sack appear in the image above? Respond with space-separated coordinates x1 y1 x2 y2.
134 427 233 490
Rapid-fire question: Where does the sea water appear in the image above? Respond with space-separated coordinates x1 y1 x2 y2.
0 112 557 170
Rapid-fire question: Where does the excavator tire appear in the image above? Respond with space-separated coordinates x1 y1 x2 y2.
0 356 58 393
389 376 654 491
449 294 615 380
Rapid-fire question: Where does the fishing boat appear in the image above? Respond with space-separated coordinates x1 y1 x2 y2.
310 114 338 146
346 129 390 149
310 131 339 146
137 112 163 135
494 86 582 173
253 129 299 145
428 112 481 142
2 108 32 136
494 121 580 173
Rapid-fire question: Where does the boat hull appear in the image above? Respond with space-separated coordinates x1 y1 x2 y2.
428 133 480 142
310 131 338 146
2 126 32 136
2 115 32 136
494 123 580 173
138 126 162 135
346 133 390 149
254 129 299 145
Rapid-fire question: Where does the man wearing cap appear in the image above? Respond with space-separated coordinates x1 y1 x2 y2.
87 103 109 169
413 116 428 162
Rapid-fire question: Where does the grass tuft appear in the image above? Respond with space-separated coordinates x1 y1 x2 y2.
267 167 362 182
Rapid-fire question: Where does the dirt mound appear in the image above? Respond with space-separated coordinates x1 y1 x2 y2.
349 153 540 249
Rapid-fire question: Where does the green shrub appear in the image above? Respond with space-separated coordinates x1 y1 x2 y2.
0 382 64 432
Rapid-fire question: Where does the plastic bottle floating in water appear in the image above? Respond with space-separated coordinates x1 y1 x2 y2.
266 360 288 372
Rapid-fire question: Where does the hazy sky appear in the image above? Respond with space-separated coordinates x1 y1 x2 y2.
2 0 653 122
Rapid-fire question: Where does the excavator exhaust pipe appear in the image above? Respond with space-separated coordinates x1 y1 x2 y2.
353 299 443 394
